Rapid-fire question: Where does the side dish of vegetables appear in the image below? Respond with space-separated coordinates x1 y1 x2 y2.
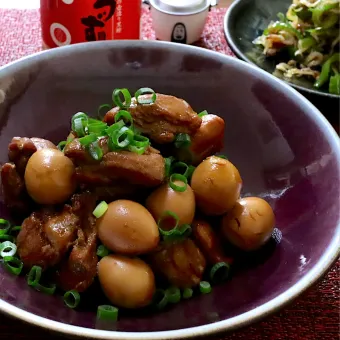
253 0 340 94
0 87 277 322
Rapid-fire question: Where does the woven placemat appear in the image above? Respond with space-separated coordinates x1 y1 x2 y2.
0 6 339 340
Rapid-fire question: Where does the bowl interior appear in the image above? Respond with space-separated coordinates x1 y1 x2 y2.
224 0 340 100
0 42 339 333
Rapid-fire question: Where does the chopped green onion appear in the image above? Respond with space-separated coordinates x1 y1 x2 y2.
152 289 168 310
131 134 150 148
78 133 98 146
97 104 111 119
97 305 119 321
157 211 191 242
329 74 340 95
164 156 175 178
174 133 191 149
88 121 107 135
135 87 157 105
114 110 133 126
112 88 131 109
198 110 208 118
93 201 108 218
35 283 57 295
0 219 11 236
9 226 21 235
178 224 192 237
114 127 134 148
88 140 103 161
127 145 147 155
169 173 188 192
64 290 81 309
71 112 88 137
28 266 42 286
170 162 195 179
166 287 181 304
3 256 23 276
182 288 193 299
105 120 124 136
210 262 230 284
27 266 56 294
57 141 67 151
199 281 212 294
0 235 15 243
216 154 228 159
0 241 17 257
97 244 110 257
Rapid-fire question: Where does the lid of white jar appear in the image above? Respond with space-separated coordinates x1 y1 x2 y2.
150 0 210 15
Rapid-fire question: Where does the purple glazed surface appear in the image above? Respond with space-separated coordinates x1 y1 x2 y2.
0 41 339 338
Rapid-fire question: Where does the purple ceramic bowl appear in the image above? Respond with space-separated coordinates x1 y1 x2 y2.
0 41 339 339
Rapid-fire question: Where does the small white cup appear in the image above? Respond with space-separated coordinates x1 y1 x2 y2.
149 0 218 45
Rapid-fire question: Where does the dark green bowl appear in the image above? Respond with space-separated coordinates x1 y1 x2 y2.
224 0 340 120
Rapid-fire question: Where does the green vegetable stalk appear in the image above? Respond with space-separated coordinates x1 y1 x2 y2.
264 21 303 39
314 53 340 89
329 74 340 95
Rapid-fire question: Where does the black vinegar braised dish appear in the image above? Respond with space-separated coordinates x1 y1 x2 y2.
0 87 276 321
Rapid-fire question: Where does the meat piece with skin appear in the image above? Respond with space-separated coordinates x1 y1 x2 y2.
192 220 233 265
16 205 79 270
175 114 225 165
8 137 57 175
0 162 30 212
148 239 206 288
75 150 165 187
56 192 98 292
103 93 202 144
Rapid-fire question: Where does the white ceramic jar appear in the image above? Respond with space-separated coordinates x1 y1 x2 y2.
149 0 218 45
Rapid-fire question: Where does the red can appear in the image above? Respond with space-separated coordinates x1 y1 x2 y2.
40 0 141 49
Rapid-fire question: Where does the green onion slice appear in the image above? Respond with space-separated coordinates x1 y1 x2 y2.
112 88 132 109
0 241 17 257
27 266 56 294
71 112 88 137
135 87 157 105
114 110 133 126
114 127 134 148
88 121 108 135
64 290 81 309
0 235 15 243
164 156 175 178
27 265 42 287
106 120 124 136
0 219 11 236
97 305 119 321
127 145 147 155
131 134 149 148
93 201 108 218
79 133 98 146
166 287 181 304
97 104 111 119
157 211 191 241
97 245 110 257
198 110 208 118
199 281 212 294
174 133 191 149
182 288 193 299
210 262 230 284
88 140 103 161
216 154 228 159
152 289 168 310
158 211 179 234
3 256 23 276
169 173 188 192
57 141 67 151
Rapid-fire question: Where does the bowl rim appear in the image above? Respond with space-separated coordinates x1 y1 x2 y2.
223 0 340 100
0 40 339 339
